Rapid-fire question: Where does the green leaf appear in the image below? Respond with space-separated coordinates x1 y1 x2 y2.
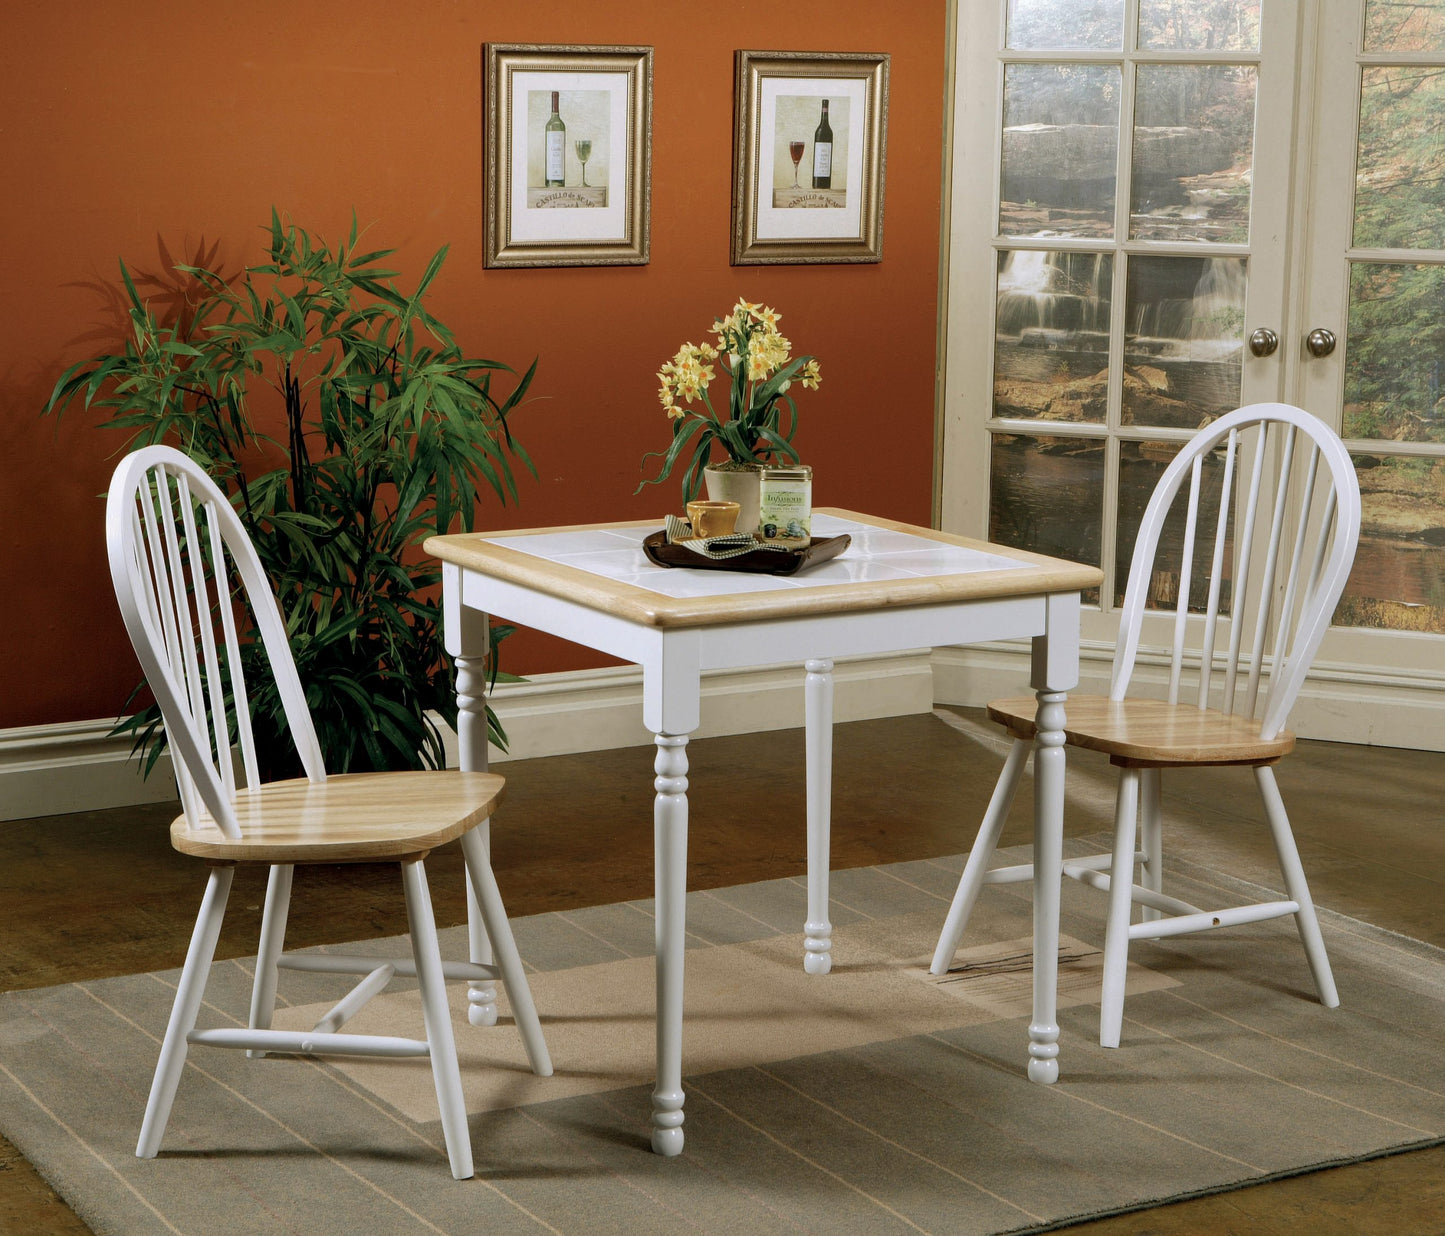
755 426 800 462
636 416 707 493
45 210 534 777
413 245 448 300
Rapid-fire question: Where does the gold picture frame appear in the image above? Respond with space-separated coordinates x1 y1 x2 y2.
731 50 889 265
484 43 652 268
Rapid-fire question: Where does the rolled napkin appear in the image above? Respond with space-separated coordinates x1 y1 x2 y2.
663 513 792 561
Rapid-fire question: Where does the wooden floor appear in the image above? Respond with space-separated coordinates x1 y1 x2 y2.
2 708 1443 1233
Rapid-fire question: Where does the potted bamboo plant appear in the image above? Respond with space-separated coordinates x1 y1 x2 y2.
46 210 536 778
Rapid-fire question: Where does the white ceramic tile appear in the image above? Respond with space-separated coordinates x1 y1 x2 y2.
485 529 643 560
616 569 802 598
551 547 655 579
873 546 1031 577
841 526 959 556
957 549 1032 572
598 525 654 546
809 513 867 537
485 519 1031 592
789 559 919 585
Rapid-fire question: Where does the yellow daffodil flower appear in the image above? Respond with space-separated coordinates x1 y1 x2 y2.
644 299 820 500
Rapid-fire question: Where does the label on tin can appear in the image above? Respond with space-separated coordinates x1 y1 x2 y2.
757 466 812 547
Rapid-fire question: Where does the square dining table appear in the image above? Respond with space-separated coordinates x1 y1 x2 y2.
426 509 1104 1155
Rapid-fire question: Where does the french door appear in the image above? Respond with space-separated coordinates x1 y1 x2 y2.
939 0 1445 748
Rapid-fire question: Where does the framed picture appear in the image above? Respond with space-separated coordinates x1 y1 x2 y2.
484 44 652 268
731 50 889 265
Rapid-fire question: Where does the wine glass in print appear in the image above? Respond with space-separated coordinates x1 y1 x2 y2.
789 140 805 188
574 139 593 187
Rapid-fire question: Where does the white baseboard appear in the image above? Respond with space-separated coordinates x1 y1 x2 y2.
0 720 181 822
930 642 1445 751
466 651 933 764
0 651 934 822
11 638 1433 822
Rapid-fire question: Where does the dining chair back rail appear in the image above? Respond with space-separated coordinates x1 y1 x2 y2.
114 458 324 837
1112 407 1359 738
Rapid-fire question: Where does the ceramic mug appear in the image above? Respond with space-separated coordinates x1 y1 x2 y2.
685 499 741 537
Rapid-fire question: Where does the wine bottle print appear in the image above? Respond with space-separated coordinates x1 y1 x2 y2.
812 100 833 190
544 91 565 188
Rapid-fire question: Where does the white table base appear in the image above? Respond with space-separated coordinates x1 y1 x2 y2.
437 517 1086 1155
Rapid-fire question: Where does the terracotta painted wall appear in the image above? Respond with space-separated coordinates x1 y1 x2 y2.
0 0 947 730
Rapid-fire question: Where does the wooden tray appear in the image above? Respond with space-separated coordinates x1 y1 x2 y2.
642 530 851 576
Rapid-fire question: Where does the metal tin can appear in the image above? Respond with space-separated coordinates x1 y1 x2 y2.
757 465 812 547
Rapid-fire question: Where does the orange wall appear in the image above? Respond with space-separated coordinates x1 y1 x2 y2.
0 0 946 730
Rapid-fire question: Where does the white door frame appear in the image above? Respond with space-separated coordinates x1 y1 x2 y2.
934 0 1445 750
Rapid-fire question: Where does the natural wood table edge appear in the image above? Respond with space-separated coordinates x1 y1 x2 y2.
425 508 1104 630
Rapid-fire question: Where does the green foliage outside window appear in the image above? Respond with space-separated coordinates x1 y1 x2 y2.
1345 264 1445 443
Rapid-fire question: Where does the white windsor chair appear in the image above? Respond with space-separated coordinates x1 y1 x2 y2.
930 403 1362 1048
107 444 551 1179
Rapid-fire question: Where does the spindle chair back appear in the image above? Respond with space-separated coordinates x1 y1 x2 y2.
1110 402 1360 739
930 404 1361 1049
107 444 551 1179
108 445 322 836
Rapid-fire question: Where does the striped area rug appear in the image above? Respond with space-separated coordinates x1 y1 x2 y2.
2 842 1443 1235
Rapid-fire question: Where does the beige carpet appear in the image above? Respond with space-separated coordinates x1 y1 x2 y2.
2 843 1444 1235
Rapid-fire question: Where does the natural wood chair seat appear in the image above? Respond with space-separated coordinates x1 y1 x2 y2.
932 404 1362 1050
986 695 1295 767
173 770 507 863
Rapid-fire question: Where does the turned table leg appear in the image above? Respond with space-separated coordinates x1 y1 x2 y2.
803 658 834 976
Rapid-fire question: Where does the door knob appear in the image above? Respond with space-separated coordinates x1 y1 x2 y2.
1248 327 1279 357
1306 327 1337 357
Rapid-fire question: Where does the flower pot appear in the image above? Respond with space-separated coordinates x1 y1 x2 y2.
703 463 763 535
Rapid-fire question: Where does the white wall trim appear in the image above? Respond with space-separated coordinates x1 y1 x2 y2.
0 719 181 822
0 651 934 822
8 638 1435 822
931 641 1445 751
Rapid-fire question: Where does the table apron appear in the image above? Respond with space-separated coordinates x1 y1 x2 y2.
458 568 1055 672
456 568 663 665
695 595 1049 671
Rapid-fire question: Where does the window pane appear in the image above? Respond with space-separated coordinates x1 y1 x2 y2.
1354 66 1445 250
1335 454 1445 633
989 433 1103 602
1115 441 1235 610
1131 65 1257 243
1343 263 1445 441
1365 0 1445 52
1006 0 1124 50
1123 256 1246 429
1001 64 1121 239
994 251 1112 423
1139 0 1261 51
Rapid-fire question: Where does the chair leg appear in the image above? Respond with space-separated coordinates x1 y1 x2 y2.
460 828 552 1078
1139 769 1163 924
1099 769 1141 1049
465 821 498 1027
137 865 234 1158
401 858 473 1181
1255 766 1339 1008
930 737 1031 975
246 863 294 1057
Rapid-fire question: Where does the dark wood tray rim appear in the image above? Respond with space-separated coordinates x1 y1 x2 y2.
641 530 852 576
